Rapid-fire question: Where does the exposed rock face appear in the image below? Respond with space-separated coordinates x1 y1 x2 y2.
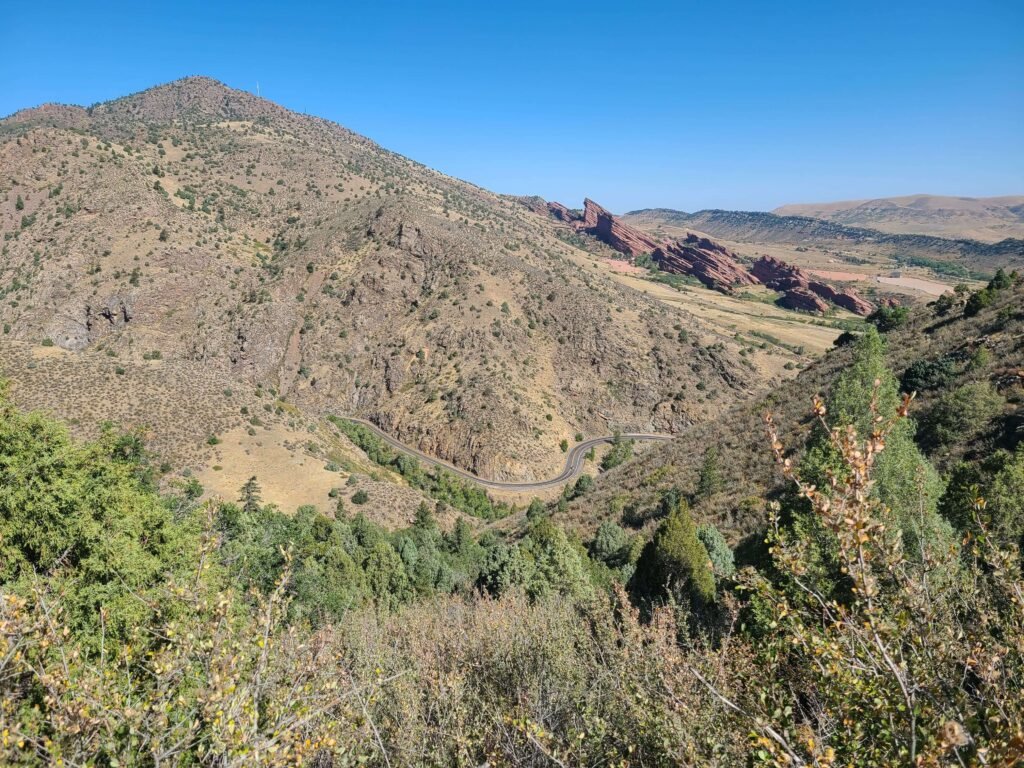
654 234 758 291
778 288 830 313
583 199 663 256
752 255 874 315
547 201 577 223
544 198 756 292
807 281 874 315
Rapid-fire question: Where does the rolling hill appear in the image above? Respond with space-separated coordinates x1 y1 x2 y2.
774 193 1024 241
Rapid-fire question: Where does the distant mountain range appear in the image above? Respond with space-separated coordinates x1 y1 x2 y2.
773 194 1024 242
623 207 1024 277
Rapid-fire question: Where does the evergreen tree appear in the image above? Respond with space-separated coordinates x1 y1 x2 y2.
696 524 735 579
632 500 715 604
590 520 630 567
239 476 262 514
802 329 949 550
696 446 722 501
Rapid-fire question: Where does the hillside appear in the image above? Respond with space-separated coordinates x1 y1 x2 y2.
774 193 1024 241
558 275 1024 542
0 77 785 514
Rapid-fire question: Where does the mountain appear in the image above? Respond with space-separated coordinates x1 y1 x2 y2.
0 77 769 509
774 194 1024 242
6 80 1024 768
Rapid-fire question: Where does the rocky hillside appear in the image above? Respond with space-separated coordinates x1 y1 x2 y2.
556 277 1024 540
0 77 767 491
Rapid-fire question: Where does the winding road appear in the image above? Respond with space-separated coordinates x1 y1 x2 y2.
341 417 674 492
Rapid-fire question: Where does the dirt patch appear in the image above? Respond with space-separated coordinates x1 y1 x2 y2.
876 276 950 296
606 259 645 275
807 269 869 282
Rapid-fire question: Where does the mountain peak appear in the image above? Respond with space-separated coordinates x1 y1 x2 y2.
88 75 280 124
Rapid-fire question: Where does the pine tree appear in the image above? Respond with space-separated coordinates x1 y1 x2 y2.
239 476 262 515
696 447 722 501
632 500 715 604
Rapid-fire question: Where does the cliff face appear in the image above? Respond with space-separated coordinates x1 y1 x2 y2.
584 199 663 256
752 256 874 315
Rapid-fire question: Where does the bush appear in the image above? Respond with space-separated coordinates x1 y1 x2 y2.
919 381 1004 450
696 524 735 579
867 304 910 331
900 355 956 393
570 473 594 499
631 500 715 604
0 383 198 646
965 288 993 316
351 489 369 504
600 433 634 471
590 520 630 567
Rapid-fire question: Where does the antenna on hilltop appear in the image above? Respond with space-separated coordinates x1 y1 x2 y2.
256 80 261 98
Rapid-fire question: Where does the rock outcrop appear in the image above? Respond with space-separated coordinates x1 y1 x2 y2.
655 234 758 291
543 198 756 292
778 288 830 314
583 199 663 256
751 255 874 315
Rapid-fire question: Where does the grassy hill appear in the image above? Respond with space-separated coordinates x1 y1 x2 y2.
774 193 1024 241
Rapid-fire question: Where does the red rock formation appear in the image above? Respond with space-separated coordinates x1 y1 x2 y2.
655 235 758 290
752 256 874 316
541 197 757 292
547 201 578 223
531 197 871 308
583 199 663 257
808 281 874 315
778 288 830 313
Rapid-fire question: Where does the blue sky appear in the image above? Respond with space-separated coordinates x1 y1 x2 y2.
3 0 1022 212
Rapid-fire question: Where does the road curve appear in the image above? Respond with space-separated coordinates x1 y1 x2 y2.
340 417 674 492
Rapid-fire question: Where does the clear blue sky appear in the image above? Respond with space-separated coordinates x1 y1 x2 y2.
3 0 1022 212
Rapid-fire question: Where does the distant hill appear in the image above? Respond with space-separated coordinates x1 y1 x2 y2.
773 194 1024 242
623 208 1024 277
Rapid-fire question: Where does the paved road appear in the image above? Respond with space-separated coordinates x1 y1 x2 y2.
341 417 673 492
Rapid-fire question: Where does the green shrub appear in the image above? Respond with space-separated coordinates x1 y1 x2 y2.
919 381 1004 450
867 304 909 331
